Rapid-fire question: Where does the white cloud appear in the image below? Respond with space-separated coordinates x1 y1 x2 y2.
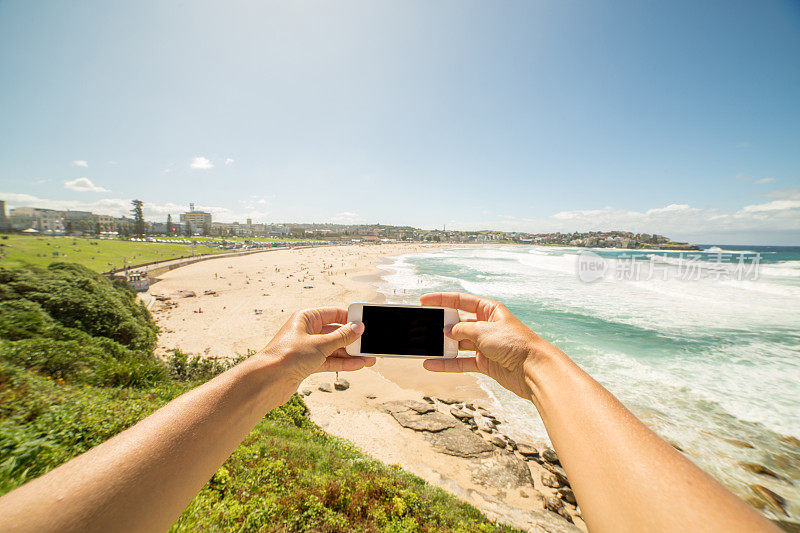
64 177 109 193
190 156 214 170
330 211 364 224
225 157 234 165
754 177 776 185
34 178 52 185
108 160 119 165
72 160 88 168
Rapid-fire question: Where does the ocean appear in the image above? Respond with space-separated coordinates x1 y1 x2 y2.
374 244 800 517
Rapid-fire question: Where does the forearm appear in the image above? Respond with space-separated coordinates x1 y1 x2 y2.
524 344 776 533
0 353 298 533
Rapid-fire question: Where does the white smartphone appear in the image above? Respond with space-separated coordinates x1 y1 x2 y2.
345 302 459 358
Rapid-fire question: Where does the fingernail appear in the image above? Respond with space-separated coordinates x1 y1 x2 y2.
350 321 364 335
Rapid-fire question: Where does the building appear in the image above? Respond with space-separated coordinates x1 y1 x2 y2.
180 203 212 232
94 214 116 233
64 210 94 233
8 207 65 233
0 200 10 231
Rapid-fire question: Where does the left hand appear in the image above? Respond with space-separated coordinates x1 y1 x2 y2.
261 307 375 384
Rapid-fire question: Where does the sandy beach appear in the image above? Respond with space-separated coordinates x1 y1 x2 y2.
144 243 585 532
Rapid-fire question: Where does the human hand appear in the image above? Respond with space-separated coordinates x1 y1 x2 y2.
262 307 375 384
420 293 562 402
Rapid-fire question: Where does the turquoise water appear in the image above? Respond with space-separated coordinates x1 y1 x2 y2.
375 245 800 519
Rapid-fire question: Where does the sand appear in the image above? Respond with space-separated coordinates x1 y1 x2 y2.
144 243 585 532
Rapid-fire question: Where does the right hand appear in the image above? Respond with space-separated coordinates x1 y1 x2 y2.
420 292 562 401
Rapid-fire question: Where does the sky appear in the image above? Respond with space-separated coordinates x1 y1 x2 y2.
0 0 799 245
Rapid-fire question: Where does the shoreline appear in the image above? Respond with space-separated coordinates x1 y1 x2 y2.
145 242 585 531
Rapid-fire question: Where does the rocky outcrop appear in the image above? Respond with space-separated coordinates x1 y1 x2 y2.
472 451 535 489
749 484 788 516
427 426 494 458
380 401 455 432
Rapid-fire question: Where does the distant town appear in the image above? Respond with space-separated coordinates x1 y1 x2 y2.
0 199 698 250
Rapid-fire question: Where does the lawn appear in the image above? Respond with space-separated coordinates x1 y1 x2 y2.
0 235 230 272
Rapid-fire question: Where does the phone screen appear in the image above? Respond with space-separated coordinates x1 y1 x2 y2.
360 305 444 356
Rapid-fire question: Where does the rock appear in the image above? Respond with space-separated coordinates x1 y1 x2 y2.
558 507 574 523
472 451 535 489
300 388 312 396
780 435 800 449
365 393 377 399
177 290 196 298
542 471 563 488
668 440 685 452
741 462 785 481
476 407 492 417
506 437 517 450
749 484 788 516
489 435 507 448
450 407 473 421
520 490 529 499
438 397 460 404
543 462 570 486
423 395 435 404
333 378 350 391
465 402 476 410
380 401 455 432
426 426 494 458
541 448 560 464
557 488 578 505
772 520 800 533
723 437 755 449
475 415 496 433
318 383 333 393
517 442 539 458
545 496 564 512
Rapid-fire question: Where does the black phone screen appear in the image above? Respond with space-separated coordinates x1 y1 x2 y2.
360 305 444 356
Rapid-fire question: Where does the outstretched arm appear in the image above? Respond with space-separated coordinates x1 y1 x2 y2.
421 292 777 533
0 307 372 533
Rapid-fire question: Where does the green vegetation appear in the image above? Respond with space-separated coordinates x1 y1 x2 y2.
0 263 515 531
0 234 324 272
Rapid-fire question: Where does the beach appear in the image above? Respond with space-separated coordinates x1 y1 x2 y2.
145 243 586 531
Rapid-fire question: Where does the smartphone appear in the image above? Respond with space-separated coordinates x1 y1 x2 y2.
345 303 459 358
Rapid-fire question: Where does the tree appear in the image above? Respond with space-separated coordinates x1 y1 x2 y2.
185 221 192 237
131 200 145 237
166 214 173 235
202 222 210 236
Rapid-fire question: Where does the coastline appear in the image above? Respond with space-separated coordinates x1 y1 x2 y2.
145 242 585 531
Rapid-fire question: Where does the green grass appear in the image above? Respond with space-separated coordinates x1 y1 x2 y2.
0 235 231 272
0 263 517 532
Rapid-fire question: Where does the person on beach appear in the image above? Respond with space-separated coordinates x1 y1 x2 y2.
0 293 779 532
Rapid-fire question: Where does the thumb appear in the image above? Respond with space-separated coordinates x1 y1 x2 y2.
447 321 488 343
315 321 364 354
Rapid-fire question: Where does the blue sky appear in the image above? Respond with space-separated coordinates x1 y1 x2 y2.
1 1 798 244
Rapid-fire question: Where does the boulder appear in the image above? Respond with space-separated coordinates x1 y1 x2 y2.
365 393 377 399
489 435 507 448
542 471 563 489
450 407 473 421
723 437 755 449
545 496 564 512
380 401 455 433
558 507 574 523
505 437 518 450
517 442 539 458
333 378 350 391
543 462 570 486
557 488 578 505
779 435 800 449
472 451 535 489
426 426 494 458
541 448 560 464
740 462 785 481
475 415 496 433
423 395 435 404
465 402 476 410
749 484 788 516
438 397 460 404
300 388 312 396
318 383 333 393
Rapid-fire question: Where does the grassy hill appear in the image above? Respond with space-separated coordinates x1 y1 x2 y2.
0 263 516 532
